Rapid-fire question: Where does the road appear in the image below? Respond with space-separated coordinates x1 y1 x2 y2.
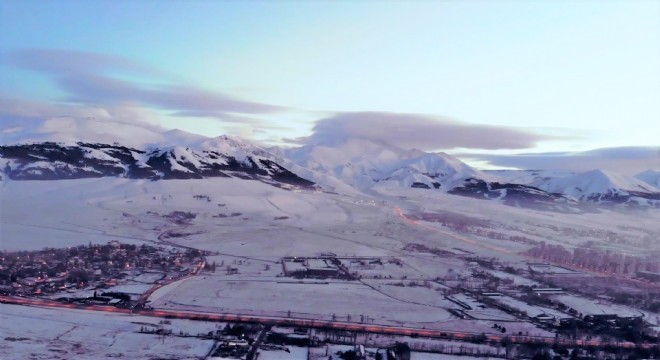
136 257 205 308
247 325 269 360
1 295 655 350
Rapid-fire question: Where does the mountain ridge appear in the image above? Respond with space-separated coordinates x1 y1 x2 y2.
0 139 317 190
2 134 659 209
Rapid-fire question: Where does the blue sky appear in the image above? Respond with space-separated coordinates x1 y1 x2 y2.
1 0 659 166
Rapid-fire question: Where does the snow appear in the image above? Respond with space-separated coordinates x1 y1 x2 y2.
527 264 578 275
307 340 502 360
446 294 517 321
1 121 209 148
485 270 540 287
1 154 659 355
411 354 502 360
549 294 645 318
484 169 576 187
2 174 658 275
103 283 154 294
5 136 658 208
149 275 454 326
196 135 265 162
490 295 568 320
0 303 216 360
281 138 490 191
258 346 308 360
535 169 658 199
636 169 660 189
279 138 660 206
478 168 660 205
133 272 166 283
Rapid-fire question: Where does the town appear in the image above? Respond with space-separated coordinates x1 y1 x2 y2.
2 241 659 360
0 240 204 307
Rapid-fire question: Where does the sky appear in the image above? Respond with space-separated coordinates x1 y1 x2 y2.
1 0 659 172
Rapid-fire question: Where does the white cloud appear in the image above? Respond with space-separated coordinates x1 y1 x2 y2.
0 97 168 147
460 147 660 175
290 111 550 150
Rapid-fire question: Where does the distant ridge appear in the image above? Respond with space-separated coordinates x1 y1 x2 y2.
2 133 658 209
0 139 316 190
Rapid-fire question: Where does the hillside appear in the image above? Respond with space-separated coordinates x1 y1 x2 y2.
0 139 316 189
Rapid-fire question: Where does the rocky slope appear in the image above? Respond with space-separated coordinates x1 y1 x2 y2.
0 137 316 189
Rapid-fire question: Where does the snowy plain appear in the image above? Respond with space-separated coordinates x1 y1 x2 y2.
2 174 659 357
0 303 218 360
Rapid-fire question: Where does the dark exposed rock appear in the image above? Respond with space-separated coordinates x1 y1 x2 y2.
449 178 576 210
411 182 430 189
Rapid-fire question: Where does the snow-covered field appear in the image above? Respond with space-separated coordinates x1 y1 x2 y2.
485 270 540 287
1 176 658 346
303 340 504 360
490 295 568 320
149 274 454 326
0 303 218 360
549 294 646 318
259 345 308 360
3 177 658 259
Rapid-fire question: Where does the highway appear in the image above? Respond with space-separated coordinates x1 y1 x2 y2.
1 295 655 350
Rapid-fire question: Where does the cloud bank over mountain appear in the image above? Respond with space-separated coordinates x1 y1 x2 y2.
0 97 166 146
288 111 550 151
461 147 660 175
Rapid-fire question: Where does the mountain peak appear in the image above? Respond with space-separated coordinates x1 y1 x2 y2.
194 134 272 161
0 140 316 189
582 169 656 192
161 129 209 146
635 169 660 189
535 168 658 202
281 138 487 190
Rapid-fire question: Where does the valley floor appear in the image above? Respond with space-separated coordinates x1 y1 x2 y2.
1 177 659 358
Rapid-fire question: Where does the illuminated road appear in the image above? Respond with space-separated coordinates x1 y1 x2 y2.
136 258 205 307
1 295 655 350
393 206 512 254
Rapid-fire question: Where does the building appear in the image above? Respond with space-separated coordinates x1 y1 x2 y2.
387 342 411 360
647 326 660 339
306 267 339 278
282 257 342 278
531 288 565 295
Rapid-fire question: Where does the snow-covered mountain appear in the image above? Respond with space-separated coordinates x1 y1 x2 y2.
486 169 660 207
279 138 482 189
1 116 210 149
533 169 660 205
484 169 577 187
636 169 660 189
2 130 658 209
278 138 577 209
279 139 660 208
0 137 316 189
